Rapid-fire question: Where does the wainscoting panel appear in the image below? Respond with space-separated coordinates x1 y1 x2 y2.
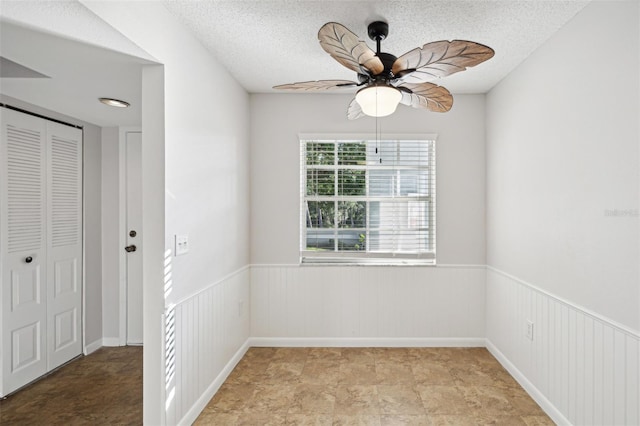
486 267 640 426
250 265 486 343
164 267 250 426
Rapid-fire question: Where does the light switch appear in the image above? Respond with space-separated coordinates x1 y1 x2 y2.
175 234 189 256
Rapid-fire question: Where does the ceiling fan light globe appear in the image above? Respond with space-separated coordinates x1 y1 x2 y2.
355 85 401 117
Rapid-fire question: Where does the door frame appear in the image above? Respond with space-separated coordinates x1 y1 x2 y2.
118 127 142 346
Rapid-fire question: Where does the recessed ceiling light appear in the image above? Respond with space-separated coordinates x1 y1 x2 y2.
99 97 130 108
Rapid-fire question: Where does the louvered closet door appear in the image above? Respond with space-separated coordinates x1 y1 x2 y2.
45 121 82 371
0 109 48 395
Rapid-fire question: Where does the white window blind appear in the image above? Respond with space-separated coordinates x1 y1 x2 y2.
300 137 436 265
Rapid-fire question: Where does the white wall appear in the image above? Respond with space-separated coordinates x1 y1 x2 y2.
250 94 487 342
165 268 250 425
100 127 121 344
486 0 639 333
251 265 485 343
85 1 251 305
485 1 639 424
81 120 103 349
486 267 639 426
250 93 486 265
83 2 251 424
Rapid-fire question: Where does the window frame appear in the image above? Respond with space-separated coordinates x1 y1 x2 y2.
299 133 437 266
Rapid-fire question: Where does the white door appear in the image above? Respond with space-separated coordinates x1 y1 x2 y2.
0 109 82 396
45 121 82 370
125 131 143 344
1 109 48 395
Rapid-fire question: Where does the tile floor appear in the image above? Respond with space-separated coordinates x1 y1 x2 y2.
0 346 142 425
0 346 553 425
195 347 554 425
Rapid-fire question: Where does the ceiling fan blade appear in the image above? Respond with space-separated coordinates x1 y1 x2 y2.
273 80 358 91
318 22 384 76
347 98 365 120
398 82 453 113
392 40 494 84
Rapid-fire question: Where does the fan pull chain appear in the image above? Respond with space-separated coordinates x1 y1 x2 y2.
376 108 382 164
375 114 380 163
379 128 382 164
375 87 382 164
375 113 379 156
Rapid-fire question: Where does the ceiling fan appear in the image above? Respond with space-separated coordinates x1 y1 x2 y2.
274 21 494 119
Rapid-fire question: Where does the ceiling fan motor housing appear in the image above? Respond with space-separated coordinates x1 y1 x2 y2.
375 52 398 78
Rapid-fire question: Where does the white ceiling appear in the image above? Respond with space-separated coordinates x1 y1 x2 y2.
0 1 155 128
163 0 590 94
0 20 154 127
0 0 155 62
0 0 590 128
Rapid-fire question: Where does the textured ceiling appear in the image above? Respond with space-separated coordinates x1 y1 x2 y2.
163 0 590 94
0 0 590 127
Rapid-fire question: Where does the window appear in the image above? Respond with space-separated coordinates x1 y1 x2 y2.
300 136 436 264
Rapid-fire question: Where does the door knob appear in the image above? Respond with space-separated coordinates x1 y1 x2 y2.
25 256 33 263
125 245 137 253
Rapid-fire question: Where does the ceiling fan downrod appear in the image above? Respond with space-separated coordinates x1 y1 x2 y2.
367 21 396 78
367 21 388 54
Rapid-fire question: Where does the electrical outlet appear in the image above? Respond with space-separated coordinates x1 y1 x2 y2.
526 320 534 341
175 234 189 256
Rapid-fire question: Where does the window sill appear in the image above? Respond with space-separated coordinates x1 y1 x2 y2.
300 259 436 267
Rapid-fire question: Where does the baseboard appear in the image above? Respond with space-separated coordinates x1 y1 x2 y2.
101 337 122 347
248 337 486 347
177 339 251 426
486 339 570 426
83 338 103 355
